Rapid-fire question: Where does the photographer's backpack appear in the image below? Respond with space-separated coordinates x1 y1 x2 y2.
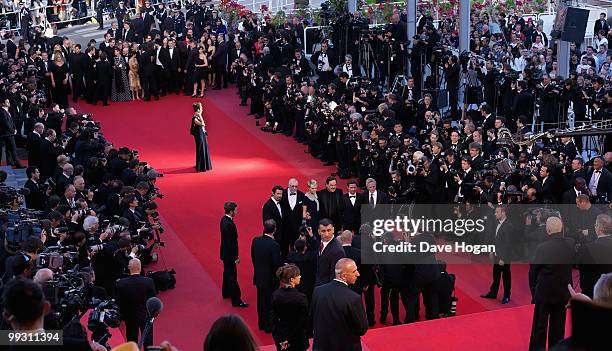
147 269 176 291
4 219 41 255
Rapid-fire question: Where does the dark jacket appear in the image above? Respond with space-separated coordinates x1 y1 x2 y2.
270 287 309 351
311 280 368 351
115 274 157 323
315 238 345 286
251 235 281 288
532 234 575 304
220 215 238 262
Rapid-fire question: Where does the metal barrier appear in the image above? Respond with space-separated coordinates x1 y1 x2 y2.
303 25 331 59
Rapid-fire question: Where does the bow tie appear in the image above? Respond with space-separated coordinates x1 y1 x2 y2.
595 170 601 173
349 195 356 198
289 193 296 196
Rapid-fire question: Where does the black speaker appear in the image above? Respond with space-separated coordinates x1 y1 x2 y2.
561 7 590 43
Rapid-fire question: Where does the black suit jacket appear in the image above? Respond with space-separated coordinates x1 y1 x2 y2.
318 189 344 227
315 238 345 286
578 235 612 296
359 190 389 207
532 234 575 304
24 179 47 210
586 168 612 202
491 219 514 263
0 108 16 138
160 47 182 72
270 287 309 350
115 275 157 323
280 189 305 244
251 235 281 287
38 138 62 180
311 280 368 351
26 131 42 167
212 41 228 67
341 193 361 232
562 188 582 205
534 176 556 203
220 215 238 262
262 198 283 238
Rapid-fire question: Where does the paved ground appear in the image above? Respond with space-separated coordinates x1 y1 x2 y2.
58 21 108 47
1 166 27 189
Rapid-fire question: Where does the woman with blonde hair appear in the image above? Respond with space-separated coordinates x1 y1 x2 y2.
50 55 70 108
128 52 142 100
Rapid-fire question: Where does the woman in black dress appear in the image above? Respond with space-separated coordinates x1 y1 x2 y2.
50 56 70 108
270 264 309 351
302 179 321 236
191 102 212 172
191 46 208 97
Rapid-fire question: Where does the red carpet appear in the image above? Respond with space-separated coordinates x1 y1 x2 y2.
75 91 536 350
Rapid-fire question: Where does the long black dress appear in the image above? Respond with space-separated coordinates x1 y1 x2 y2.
191 115 212 172
51 62 69 108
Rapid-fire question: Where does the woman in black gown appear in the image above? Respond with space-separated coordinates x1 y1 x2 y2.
191 102 212 172
270 264 309 351
50 56 70 108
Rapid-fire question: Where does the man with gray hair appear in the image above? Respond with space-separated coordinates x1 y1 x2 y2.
281 178 305 257
312 258 368 350
578 214 612 297
27 122 45 167
529 216 575 351
361 177 388 208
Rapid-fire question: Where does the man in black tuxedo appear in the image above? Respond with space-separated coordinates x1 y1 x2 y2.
263 185 285 250
38 129 63 181
220 201 247 307
212 34 228 89
311 258 368 350
24 167 49 210
562 178 588 205
121 21 135 43
454 158 476 203
280 178 304 256
586 156 612 203
26 122 44 167
594 12 609 34
360 177 389 208
578 214 612 298
250 219 281 332
563 158 587 190
115 258 157 346
512 81 534 122
341 180 361 232
315 218 345 286
318 176 344 228
160 38 183 94
529 217 575 351
0 98 23 168
533 165 557 203
479 103 496 132
94 52 112 106
107 22 120 39
481 206 514 304
69 44 88 103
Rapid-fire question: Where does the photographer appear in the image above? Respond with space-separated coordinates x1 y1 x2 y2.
444 55 461 119
24 166 51 211
2 236 43 283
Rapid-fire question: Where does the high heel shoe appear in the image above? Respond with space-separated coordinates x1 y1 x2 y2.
198 94 204 98
191 94 197 98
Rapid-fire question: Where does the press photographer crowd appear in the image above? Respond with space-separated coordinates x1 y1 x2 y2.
0 0 611 350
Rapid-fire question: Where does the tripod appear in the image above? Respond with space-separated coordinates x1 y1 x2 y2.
358 35 380 84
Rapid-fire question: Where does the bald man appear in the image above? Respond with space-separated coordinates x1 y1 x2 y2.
116 258 157 346
529 217 575 351
312 258 368 351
